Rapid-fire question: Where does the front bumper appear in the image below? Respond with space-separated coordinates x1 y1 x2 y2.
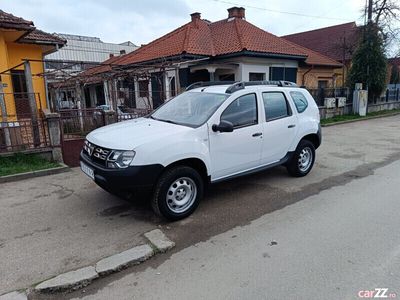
80 151 163 193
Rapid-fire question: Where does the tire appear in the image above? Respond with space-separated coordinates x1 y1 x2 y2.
286 140 316 177
151 166 203 221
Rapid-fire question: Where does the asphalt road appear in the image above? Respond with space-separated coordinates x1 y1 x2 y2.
1 115 400 297
69 159 400 300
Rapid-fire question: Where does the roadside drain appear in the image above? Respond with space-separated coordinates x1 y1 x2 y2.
0 229 175 299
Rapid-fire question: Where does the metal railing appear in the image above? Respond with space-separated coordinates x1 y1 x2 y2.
0 114 50 153
0 92 50 153
307 88 353 107
59 108 105 140
385 88 400 102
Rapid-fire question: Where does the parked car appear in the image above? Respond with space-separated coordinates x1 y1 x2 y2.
80 81 321 220
95 104 133 120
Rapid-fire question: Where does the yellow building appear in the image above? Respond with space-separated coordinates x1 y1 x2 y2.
0 10 65 118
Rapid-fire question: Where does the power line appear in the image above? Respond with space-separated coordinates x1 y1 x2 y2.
294 0 351 31
211 0 352 21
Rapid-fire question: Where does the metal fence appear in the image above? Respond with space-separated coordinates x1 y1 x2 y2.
0 92 50 153
59 107 154 138
385 87 400 102
307 88 353 107
59 108 106 140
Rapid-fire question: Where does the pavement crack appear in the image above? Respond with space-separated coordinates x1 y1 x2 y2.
14 227 52 240
50 183 74 199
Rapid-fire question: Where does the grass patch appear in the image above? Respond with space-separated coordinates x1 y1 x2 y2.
0 153 60 177
321 109 400 125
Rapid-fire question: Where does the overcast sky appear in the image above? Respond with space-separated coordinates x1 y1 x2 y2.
1 0 367 45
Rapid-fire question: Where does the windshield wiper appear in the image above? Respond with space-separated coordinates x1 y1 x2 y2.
159 119 178 124
149 115 178 124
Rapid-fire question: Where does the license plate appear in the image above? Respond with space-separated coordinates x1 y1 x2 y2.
80 162 94 180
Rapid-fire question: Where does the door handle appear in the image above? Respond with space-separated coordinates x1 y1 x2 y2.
288 124 296 128
252 132 263 137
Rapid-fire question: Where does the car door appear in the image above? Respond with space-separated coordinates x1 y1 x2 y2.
261 91 298 164
209 93 263 181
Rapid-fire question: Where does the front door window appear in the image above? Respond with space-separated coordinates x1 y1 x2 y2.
11 70 30 117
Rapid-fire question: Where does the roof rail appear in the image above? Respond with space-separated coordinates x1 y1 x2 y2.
225 80 297 93
185 80 297 93
185 81 236 91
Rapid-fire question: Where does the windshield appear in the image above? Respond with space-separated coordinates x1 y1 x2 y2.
151 92 229 127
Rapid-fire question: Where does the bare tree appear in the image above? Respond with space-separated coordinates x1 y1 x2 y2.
372 0 400 54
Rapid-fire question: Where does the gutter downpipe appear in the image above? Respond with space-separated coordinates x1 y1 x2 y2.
302 65 313 86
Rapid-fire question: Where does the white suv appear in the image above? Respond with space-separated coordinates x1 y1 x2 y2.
80 81 321 220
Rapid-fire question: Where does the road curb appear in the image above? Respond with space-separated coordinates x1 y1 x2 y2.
0 291 27 300
34 266 98 292
321 111 400 127
0 229 175 297
144 229 176 252
95 244 154 276
0 164 70 184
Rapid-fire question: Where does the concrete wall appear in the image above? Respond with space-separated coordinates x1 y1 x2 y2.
367 101 400 113
318 101 400 119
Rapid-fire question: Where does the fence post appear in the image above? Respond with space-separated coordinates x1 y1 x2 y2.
24 61 41 147
104 110 117 125
0 82 12 149
44 111 63 163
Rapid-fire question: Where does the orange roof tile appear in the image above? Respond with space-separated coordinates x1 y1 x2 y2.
86 13 342 77
116 16 342 68
117 17 311 66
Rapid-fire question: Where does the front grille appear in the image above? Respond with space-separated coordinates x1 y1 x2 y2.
83 140 111 166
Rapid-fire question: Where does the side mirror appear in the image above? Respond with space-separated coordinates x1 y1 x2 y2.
212 120 234 133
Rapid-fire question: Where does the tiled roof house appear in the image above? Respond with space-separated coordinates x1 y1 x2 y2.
76 7 343 109
0 10 65 117
282 22 360 62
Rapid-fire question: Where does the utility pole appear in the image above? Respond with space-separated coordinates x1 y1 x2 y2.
366 0 374 101
367 0 373 23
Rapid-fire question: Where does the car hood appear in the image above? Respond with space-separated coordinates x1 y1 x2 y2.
86 118 193 150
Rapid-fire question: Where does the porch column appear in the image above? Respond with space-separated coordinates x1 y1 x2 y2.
0 81 11 149
103 80 110 106
24 61 40 147
207 67 217 82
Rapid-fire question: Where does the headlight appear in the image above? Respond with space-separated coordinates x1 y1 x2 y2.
108 150 135 168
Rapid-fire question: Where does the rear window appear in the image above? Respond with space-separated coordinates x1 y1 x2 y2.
262 92 291 121
290 91 308 113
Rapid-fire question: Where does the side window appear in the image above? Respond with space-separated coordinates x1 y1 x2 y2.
221 93 257 128
290 91 308 113
262 92 291 121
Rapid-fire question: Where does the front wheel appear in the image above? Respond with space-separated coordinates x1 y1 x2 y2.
151 166 203 221
286 140 315 177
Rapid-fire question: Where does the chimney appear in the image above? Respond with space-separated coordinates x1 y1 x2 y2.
120 49 126 55
191 12 201 22
227 7 245 19
109 53 114 58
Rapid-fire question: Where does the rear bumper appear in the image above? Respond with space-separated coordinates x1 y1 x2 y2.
79 151 163 193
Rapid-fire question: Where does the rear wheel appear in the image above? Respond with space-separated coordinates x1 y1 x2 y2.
151 166 203 221
286 140 315 177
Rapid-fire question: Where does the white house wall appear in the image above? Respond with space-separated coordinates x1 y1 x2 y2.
222 57 299 81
